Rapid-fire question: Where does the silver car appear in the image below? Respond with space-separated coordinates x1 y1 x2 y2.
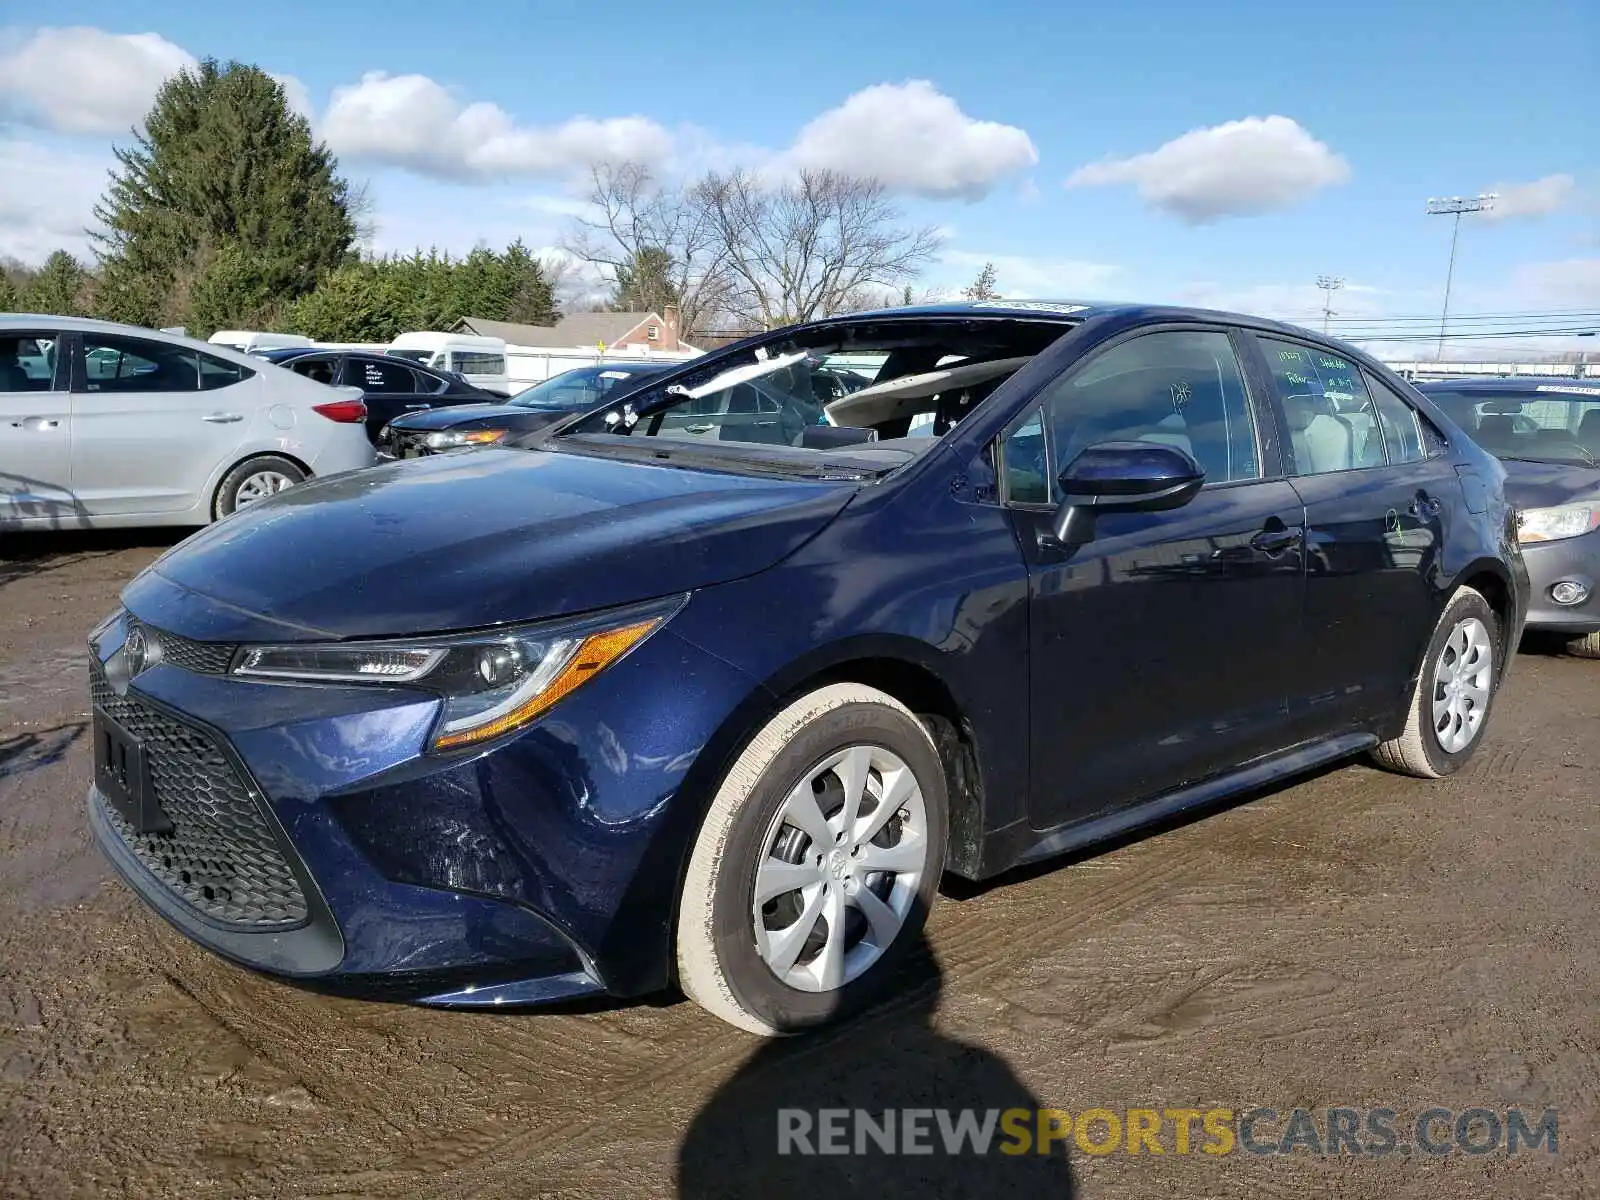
1 315 375 530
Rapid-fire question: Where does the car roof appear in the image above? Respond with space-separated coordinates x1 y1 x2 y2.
811 298 1351 342
0 313 266 367
1415 377 1597 393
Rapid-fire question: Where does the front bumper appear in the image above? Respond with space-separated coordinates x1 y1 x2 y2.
86 602 762 1006
1520 529 1600 634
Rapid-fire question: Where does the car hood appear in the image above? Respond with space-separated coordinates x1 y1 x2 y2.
125 448 856 642
388 402 553 430
1500 458 1600 510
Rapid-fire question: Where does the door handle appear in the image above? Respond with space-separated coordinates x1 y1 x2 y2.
16 417 61 430
202 412 243 424
404 403 429 410
685 423 713 433
1250 526 1303 554
1408 496 1443 517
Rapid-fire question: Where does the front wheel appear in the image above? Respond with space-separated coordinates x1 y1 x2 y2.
1372 586 1502 778
676 684 949 1036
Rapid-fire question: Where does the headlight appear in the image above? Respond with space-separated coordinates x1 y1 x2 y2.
1517 503 1600 544
231 596 685 751
424 428 508 450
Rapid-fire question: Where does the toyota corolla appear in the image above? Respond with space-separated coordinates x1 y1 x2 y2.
87 301 1528 1034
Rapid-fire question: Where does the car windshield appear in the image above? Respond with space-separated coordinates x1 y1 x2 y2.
509 366 658 410
554 316 1074 477
1429 384 1600 465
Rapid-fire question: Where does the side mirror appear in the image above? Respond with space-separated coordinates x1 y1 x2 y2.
1049 440 1206 545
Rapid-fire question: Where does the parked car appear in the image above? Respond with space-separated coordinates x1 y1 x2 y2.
254 348 500 443
387 332 511 396
1 316 373 529
378 362 673 458
1418 377 1600 657
87 300 1527 1034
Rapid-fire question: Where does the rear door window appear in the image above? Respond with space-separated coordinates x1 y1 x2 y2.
290 356 341 386
1257 339 1386 474
345 358 419 393
80 336 201 393
0 334 63 391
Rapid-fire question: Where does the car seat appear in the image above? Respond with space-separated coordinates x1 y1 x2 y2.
1579 409 1600 451
1474 414 1518 451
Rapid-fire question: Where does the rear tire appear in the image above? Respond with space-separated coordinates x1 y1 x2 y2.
1372 586 1501 778
676 684 948 1036
1565 631 1600 660
213 455 306 520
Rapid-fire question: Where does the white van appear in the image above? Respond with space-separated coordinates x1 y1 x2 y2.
207 330 314 355
387 332 510 396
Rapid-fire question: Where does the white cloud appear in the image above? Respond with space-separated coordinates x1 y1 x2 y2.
938 250 1120 300
0 139 107 263
320 72 674 182
271 73 315 123
1509 258 1600 307
0 27 194 134
1065 116 1350 222
1480 174 1578 221
787 81 1038 200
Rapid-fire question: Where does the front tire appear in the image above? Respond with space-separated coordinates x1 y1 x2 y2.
213 455 306 520
1372 586 1501 778
1565 631 1600 660
676 684 949 1036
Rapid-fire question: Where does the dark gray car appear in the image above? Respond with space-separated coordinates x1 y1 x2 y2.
1420 378 1600 657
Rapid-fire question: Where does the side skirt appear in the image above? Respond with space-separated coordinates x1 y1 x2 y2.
1013 732 1378 869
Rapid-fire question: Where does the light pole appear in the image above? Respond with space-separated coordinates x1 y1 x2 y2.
1315 275 1344 336
1426 193 1497 361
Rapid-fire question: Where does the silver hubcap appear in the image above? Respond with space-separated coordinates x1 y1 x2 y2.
234 470 296 507
1432 616 1493 754
752 745 928 993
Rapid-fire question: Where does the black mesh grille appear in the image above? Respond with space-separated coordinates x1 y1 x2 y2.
136 621 237 675
91 660 308 929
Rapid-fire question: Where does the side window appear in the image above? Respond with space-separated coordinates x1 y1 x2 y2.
1362 371 1427 464
347 359 417 393
0 334 61 391
291 356 340 386
198 351 254 391
1258 338 1385 474
80 336 199 393
452 352 506 375
1000 409 1049 504
1004 329 1260 503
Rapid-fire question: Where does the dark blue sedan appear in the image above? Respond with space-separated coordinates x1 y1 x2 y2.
87 301 1529 1034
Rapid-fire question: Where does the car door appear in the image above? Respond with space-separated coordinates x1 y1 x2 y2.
70 333 254 515
999 326 1308 829
339 357 437 440
0 329 74 523
1246 335 1460 732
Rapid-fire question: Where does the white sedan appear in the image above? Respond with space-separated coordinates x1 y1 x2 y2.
1 315 375 530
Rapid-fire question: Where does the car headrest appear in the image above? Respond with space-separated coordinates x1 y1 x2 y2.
1281 394 1316 433
1476 415 1516 441
1579 409 1600 436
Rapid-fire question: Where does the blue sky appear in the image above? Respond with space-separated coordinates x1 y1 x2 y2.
2 0 1596 353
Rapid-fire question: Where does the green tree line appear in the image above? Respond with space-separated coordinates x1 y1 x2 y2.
2 58 558 341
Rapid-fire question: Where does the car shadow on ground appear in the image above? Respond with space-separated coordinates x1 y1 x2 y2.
0 721 88 782
0 528 187 591
675 934 1076 1198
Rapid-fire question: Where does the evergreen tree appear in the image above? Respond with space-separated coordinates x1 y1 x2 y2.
611 246 680 314
961 262 1000 301
92 59 355 332
21 251 92 316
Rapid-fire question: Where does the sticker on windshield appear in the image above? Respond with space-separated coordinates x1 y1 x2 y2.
969 301 1091 316
599 371 631 380
1536 384 1600 396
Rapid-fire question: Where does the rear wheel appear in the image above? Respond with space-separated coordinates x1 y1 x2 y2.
676 684 948 1036
1372 586 1501 778
1565 631 1600 660
213 455 306 519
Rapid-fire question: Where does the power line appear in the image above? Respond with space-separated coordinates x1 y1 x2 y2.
1425 193 1498 360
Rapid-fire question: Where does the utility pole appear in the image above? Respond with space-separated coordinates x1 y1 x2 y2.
1315 275 1344 336
1426 193 1496 362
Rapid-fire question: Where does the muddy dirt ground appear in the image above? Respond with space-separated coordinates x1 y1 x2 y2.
1 531 1595 1198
